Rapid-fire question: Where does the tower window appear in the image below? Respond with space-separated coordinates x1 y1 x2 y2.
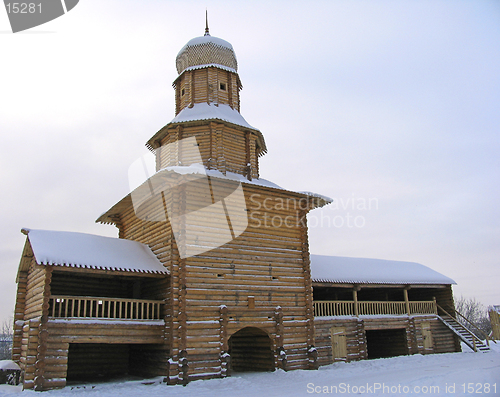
181 88 185 96
219 83 227 91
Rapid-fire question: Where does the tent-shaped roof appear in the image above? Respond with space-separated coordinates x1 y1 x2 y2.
310 254 455 285
21 228 168 275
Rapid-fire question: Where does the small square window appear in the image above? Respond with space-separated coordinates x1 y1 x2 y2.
219 83 226 91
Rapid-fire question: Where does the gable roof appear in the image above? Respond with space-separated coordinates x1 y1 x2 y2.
310 254 455 285
21 228 168 275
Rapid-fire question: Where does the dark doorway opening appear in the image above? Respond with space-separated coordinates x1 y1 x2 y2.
66 343 168 383
228 327 274 372
365 329 408 359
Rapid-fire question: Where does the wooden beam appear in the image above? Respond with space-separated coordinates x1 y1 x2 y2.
50 266 167 278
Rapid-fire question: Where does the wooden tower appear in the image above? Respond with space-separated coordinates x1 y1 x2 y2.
98 25 330 383
11 22 464 391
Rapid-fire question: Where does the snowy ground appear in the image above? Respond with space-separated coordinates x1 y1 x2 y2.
1 346 499 396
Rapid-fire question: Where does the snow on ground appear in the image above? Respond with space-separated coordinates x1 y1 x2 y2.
1 347 499 396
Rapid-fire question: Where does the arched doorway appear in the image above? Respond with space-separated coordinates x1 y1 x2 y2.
228 327 274 372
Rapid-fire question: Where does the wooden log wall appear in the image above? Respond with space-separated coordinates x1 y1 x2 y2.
25 321 167 390
12 271 28 364
157 122 260 180
490 310 500 340
23 261 47 321
409 286 461 350
18 319 42 389
175 67 240 115
299 208 317 369
33 266 52 391
430 318 461 353
45 320 165 345
118 186 177 382
314 315 459 366
113 175 317 383
181 182 314 379
16 260 50 390
315 318 365 366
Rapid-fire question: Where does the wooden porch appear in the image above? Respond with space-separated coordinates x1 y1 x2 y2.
48 295 165 320
314 299 437 317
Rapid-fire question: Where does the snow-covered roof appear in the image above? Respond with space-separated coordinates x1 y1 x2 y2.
0 360 20 371
310 254 455 285
97 164 332 225
170 103 259 132
22 229 168 275
180 35 234 51
147 102 267 155
183 63 237 74
162 163 284 190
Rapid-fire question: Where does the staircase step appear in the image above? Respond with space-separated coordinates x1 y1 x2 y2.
437 315 490 353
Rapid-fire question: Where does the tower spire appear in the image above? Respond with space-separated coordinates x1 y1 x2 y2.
205 9 210 36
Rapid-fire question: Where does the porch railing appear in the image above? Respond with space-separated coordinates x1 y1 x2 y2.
314 300 437 317
48 295 165 320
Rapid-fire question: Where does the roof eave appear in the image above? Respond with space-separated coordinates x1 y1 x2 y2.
312 280 455 288
145 118 267 156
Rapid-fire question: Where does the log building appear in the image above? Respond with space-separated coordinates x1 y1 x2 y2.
12 25 475 391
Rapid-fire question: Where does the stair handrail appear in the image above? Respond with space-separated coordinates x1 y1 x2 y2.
453 309 494 345
436 304 488 349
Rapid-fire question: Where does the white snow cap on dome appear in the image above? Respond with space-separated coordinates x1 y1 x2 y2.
180 35 234 51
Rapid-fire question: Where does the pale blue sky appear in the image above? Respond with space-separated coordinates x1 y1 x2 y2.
0 0 499 322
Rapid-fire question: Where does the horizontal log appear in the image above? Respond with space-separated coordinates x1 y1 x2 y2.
43 357 68 365
42 378 67 389
56 335 164 344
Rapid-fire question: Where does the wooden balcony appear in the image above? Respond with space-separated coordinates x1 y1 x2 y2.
314 300 437 317
48 295 165 320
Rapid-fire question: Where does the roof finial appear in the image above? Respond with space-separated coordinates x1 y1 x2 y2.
205 9 210 36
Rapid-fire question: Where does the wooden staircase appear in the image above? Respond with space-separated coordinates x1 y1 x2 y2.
437 304 492 353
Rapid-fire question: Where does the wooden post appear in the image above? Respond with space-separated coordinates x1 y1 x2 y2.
219 305 230 377
353 288 359 317
190 70 195 108
12 270 28 364
404 288 410 315
34 266 52 391
245 131 252 181
179 349 189 386
489 309 500 340
299 209 317 370
275 306 286 371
